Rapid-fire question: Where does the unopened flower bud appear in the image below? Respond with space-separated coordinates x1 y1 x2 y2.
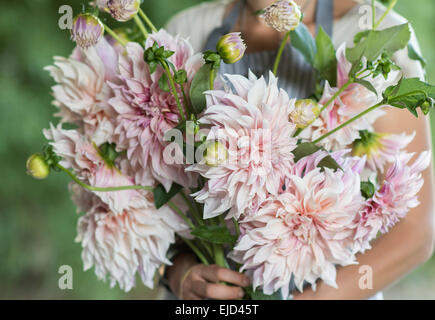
71 13 104 49
262 0 302 32
26 154 50 180
204 142 228 167
290 99 321 129
216 32 247 64
107 0 141 22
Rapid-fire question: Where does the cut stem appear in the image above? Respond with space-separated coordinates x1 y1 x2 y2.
103 24 128 47
313 101 384 144
273 31 291 76
56 163 152 192
160 60 186 122
133 15 148 39
374 0 397 29
139 8 158 33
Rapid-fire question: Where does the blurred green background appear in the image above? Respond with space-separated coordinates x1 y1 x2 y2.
0 0 434 299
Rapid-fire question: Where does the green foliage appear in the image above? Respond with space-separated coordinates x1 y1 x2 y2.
153 183 183 209
190 225 237 245
408 43 427 68
245 286 282 300
347 23 411 74
361 181 376 199
290 23 316 65
291 143 341 171
189 63 213 114
313 26 337 86
384 78 435 116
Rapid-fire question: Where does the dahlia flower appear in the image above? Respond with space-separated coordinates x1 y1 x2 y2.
301 44 400 151
262 0 302 32
70 13 104 49
353 151 431 253
353 130 415 172
43 124 148 214
188 71 298 219
72 186 189 291
109 30 202 191
45 37 119 145
229 155 365 298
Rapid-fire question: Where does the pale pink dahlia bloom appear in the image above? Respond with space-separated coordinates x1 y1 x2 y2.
72 187 189 291
45 37 119 145
109 30 203 191
301 44 400 151
353 151 431 253
44 124 147 214
229 157 365 298
188 72 298 219
353 131 415 172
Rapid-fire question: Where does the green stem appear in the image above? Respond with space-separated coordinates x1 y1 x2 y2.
103 24 128 47
139 8 158 33
160 60 186 122
133 15 148 39
182 238 210 265
374 0 397 29
233 218 240 238
313 101 384 144
55 163 153 192
213 243 228 268
168 201 195 229
209 67 215 90
319 79 353 114
372 0 376 29
180 191 203 226
273 31 291 76
169 199 213 260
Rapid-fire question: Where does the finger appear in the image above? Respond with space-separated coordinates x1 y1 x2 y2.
200 265 250 287
182 291 202 300
192 280 245 300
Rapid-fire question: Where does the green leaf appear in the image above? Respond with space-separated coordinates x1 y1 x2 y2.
353 30 370 44
189 63 213 115
313 26 337 86
290 23 316 65
245 286 283 300
190 225 237 245
158 73 170 92
407 43 426 69
291 143 341 171
153 183 182 209
346 23 411 65
384 78 435 117
292 142 320 163
361 181 375 199
354 78 378 96
97 142 123 167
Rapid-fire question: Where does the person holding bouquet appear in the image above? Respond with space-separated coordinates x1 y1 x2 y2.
163 0 435 300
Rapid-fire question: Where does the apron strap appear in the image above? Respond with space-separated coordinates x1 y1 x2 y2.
203 0 246 51
315 0 334 36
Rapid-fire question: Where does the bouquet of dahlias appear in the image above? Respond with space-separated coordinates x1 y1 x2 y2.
27 0 434 299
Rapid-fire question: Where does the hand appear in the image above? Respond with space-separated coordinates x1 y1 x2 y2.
167 253 250 300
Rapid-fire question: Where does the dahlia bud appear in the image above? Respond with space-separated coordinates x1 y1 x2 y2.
26 154 50 180
216 32 247 64
107 0 141 22
290 99 321 129
262 0 302 32
71 13 104 49
204 142 228 167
